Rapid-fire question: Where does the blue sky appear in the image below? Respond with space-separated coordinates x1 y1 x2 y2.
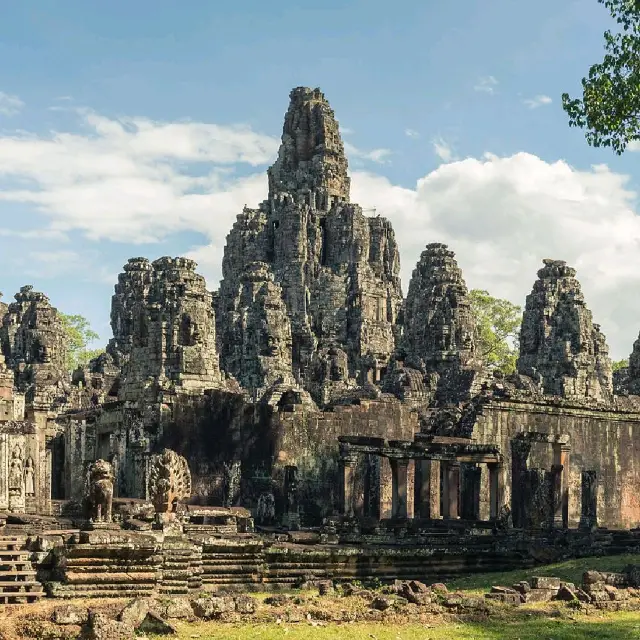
1 0 640 359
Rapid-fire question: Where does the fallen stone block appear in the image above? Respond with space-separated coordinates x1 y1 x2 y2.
490 585 518 594
118 597 151 628
583 570 604 586
624 564 640 587
523 588 557 603
137 612 177 636
555 585 578 602
51 604 88 625
485 592 522 605
512 581 531 595
317 580 334 596
371 596 393 611
191 595 236 619
431 583 448 593
81 611 134 640
154 597 195 621
408 580 430 593
575 588 591 603
530 576 561 590
234 594 258 614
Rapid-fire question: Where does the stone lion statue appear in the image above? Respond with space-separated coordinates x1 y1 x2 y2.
148 449 191 514
87 459 114 522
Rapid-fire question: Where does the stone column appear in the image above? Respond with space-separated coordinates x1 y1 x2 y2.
579 470 598 531
415 459 440 519
363 454 381 520
488 463 505 520
552 442 571 528
510 438 532 528
441 461 460 519
340 452 358 517
390 459 409 519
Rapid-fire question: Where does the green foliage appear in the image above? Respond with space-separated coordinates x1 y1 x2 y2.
613 358 630 371
468 289 522 375
59 313 103 371
562 0 640 153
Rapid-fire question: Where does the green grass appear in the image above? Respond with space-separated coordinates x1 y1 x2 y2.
447 553 640 592
162 612 640 640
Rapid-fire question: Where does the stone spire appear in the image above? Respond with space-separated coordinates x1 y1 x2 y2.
0 285 70 407
517 259 613 402
109 257 224 421
267 87 350 210
216 87 403 402
403 243 476 372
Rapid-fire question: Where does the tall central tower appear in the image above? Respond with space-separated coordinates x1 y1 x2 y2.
216 87 403 403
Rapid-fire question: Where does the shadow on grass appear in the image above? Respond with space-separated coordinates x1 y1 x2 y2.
447 553 640 592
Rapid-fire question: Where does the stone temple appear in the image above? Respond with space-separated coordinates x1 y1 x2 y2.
0 87 640 603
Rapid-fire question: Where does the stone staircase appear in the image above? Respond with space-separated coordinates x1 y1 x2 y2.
0 536 44 603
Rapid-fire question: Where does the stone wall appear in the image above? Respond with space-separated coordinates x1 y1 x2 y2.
473 397 640 528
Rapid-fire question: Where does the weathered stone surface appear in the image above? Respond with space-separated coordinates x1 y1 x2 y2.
0 285 70 406
51 604 88 625
109 256 225 424
117 597 151 628
517 259 613 401
530 576 562 590
217 87 402 402
191 594 236 619
81 611 133 640
403 243 476 373
148 448 191 514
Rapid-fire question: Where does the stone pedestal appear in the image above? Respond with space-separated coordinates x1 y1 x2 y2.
84 521 121 532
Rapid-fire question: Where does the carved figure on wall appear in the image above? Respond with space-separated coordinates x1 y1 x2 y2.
9 447 23 493
256 492 276 525
24 457 35 496
148 448 191 514
87 459 114 522
284 465 299 514
222 460 241 507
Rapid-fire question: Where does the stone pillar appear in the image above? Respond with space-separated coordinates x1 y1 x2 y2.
441 461 460 519
390 459 409 519
510 438 532 528
340 452 358 517
552 442 571 528
363 454 381 519
415 459 440 519
488 463 505 520
579 470 598 531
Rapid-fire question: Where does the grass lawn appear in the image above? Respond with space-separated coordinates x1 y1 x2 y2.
164 611 640 639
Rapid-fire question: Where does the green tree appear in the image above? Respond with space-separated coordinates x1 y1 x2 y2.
612 358 629 371
469 289 522 375
59 313 103 371
562 0 640 153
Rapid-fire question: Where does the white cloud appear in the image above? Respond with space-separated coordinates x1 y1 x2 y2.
523 94 553 109
432 137 457 163
350 153 640 359
473 76 498 94
405 129 420 139
0 92 24 116
2 107 640 359
344 142 392 164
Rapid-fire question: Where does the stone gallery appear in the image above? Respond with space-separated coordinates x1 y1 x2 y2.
0 86 639 603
